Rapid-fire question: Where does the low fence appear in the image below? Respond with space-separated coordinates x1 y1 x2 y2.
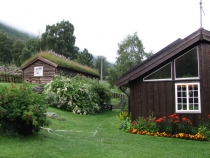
111 92 126 99
0 74 22 83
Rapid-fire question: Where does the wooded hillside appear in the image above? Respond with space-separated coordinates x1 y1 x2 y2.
0 22 35 42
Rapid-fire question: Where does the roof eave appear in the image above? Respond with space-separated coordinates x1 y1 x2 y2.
115 28 210 87
20 56 58 69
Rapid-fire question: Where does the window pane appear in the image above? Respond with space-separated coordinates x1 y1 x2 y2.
178 104 182 110
34 66 43 76
175 83 201 113
175 47 198 78
144 63 171 80
183 104 187 110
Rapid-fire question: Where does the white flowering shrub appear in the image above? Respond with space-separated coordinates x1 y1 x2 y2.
44 75 111 114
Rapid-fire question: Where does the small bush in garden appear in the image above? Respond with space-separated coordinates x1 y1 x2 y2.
91 83 111 105
132 113 158 133
198 115 210 140
44 75 111 114
178 118 194 134
0 83 50 136
118 97 128 112
156 114 180 134
128 113 210 141
116 111 131 131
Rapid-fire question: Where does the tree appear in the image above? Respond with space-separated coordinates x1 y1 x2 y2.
78 48 94 68
95 56 110 80
107 32 153 86
20 47 31 64
11 40 25 66
41 20 78 60
25 38 40 54
0 32 13 65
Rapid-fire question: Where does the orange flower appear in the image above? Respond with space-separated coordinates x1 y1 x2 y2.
182 118 187 121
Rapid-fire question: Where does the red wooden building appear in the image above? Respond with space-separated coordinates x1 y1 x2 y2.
115 28 210 126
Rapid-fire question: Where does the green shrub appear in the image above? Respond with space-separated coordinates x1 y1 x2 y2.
91 82 111 105
44 75 111 114
156 114 196 134
118 97 128 111
132 113 158 133
116 111 131 131
198 116 210 140
0 83 50 136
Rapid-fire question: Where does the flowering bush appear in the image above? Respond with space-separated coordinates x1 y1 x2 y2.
44 75 111 115
125 113 210 141
132 113 158 133
156 114 194 134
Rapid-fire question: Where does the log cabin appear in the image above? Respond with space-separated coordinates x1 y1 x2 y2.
20 52 100 84
115 28 210 126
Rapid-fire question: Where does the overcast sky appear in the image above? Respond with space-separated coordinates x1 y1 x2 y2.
0 0 209 63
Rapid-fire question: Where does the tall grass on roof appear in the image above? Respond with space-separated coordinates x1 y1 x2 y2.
21 52 99 76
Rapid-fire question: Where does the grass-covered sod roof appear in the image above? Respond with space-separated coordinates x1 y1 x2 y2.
21 52 100 77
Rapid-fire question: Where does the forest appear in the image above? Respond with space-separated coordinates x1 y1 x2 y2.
0 20 152 86
0 21 111 78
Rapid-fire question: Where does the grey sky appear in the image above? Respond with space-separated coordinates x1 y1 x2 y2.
0 0 209 63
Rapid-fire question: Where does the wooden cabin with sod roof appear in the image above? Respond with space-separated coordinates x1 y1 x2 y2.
20 52 100 84
115 28 210 126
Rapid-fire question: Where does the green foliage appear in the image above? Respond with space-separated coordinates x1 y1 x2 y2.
0 22 34 42
41 20 78 60
91 82 111 105
132 113 158 133
95 56 110 80
116 111 131 131
44 75 111 114
0 23 38 65
107 32 153 86
20 47 31 63
25 38 40 54
11 40 25 66
156 114 195 135
78 48 94 68
198 116 210 140
0 31 13 65
0 83 50 136
118 97 128 111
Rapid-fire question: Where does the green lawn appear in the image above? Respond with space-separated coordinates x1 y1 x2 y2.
0 107 210 158
0 82 38 88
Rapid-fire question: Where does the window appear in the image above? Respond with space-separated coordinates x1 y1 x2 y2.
175 83 201 113
175 47 199 79
143 63 172 81
34 66 43 76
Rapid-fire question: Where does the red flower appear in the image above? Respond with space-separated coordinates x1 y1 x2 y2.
132 121 137 126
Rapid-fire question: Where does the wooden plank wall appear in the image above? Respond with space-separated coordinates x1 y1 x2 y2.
130 80 175 119
199 43 210 122
129 43 210 126
23 60 55 83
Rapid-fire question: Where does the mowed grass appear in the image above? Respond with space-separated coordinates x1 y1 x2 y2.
0 107 210 158
0 82 38 88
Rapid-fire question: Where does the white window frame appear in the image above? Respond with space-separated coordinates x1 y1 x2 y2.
174 47 199 80
34 66 43 76
175 82 201 113
143 62 172 82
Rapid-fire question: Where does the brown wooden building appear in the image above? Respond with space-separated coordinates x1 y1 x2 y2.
115 28 210 126
20 52 100 84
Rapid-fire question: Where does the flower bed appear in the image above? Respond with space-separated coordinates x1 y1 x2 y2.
129 129 206 141
117 112 210 141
